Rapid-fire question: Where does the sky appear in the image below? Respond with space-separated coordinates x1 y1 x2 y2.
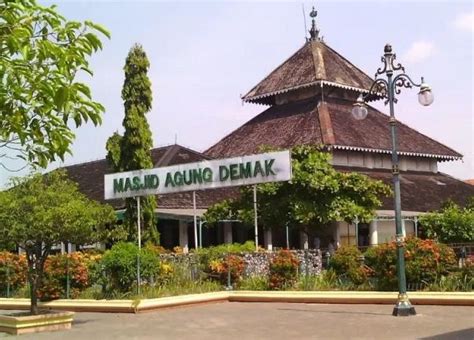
1 0 473 186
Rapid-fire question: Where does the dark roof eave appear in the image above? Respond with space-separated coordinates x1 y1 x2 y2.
242 80 384 104
330 144 463 160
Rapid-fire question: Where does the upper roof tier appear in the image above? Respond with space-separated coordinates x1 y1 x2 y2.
242 40 377 105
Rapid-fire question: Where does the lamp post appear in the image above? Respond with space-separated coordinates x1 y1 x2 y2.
351 43 434 316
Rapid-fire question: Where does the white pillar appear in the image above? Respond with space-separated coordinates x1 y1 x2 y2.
300 231 308 250
369 220 378 245
402 219 406 237
335 222 342 246
223 222 233 244
264 229 273 251
179 220 189 253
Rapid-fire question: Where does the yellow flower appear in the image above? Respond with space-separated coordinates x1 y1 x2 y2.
160 263 173 274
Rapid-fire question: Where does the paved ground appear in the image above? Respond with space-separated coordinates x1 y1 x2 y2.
2 303 473 339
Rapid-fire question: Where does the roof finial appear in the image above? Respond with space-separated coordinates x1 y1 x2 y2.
309 6 320 41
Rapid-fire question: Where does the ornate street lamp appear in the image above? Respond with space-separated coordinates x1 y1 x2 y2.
351 44 433 316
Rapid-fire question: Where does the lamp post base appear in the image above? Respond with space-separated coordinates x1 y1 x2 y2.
392 293 416 316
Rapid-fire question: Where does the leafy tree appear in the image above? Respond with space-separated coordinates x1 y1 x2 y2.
0 0 110 170
419 200 474 243
204 146 391 237
0 170 115 314
106 44 158 244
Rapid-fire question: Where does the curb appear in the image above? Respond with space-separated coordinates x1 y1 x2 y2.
0 298 137 313
0 291 472 313
229 291 474 306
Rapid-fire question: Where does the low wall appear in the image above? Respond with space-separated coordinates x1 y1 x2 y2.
159 250 322 278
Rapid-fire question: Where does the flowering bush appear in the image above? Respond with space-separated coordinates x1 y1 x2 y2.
38 252 90 301
145 243 167 255
173 246 184 254
209 254 245 285
0 251 27 294
330 246 369 285
154 261 175 286
269 250 299 290
195 241 255 272
364 237 457 290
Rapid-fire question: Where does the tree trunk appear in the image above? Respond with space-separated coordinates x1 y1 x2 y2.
29 279 38 315
26 255 40 315
26 245 49 315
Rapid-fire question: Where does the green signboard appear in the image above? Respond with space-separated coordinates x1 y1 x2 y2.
104 150 291 199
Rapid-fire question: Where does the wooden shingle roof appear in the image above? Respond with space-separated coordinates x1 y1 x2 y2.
242 40 375 105
336 167 474 212
205 97 462 161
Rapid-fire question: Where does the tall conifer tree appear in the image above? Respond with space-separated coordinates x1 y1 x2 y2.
106 44 159 244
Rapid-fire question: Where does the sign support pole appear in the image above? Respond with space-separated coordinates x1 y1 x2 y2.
137 196 141 296
66 242 70 299
193 191 198 249
199 220 203 248
253 184 258 251
354 217 359 247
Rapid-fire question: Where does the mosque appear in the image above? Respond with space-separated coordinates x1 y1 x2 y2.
64 8 474 251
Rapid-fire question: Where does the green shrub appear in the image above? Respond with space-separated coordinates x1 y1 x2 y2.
330 246 368 285
269 250 299 290
364 237 457 290
99 242 160 293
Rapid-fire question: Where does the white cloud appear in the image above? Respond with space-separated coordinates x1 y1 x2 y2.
402 41 435 65
453 12 474 32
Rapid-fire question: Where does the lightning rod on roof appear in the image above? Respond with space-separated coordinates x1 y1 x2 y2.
302 4 308 42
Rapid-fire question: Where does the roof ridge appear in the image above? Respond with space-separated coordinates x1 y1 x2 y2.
174 144 213 160
435 171 471 183
310 40 326 80
62 144 192 170
317 100 335 144
60 157 107 169
155 144 180 167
